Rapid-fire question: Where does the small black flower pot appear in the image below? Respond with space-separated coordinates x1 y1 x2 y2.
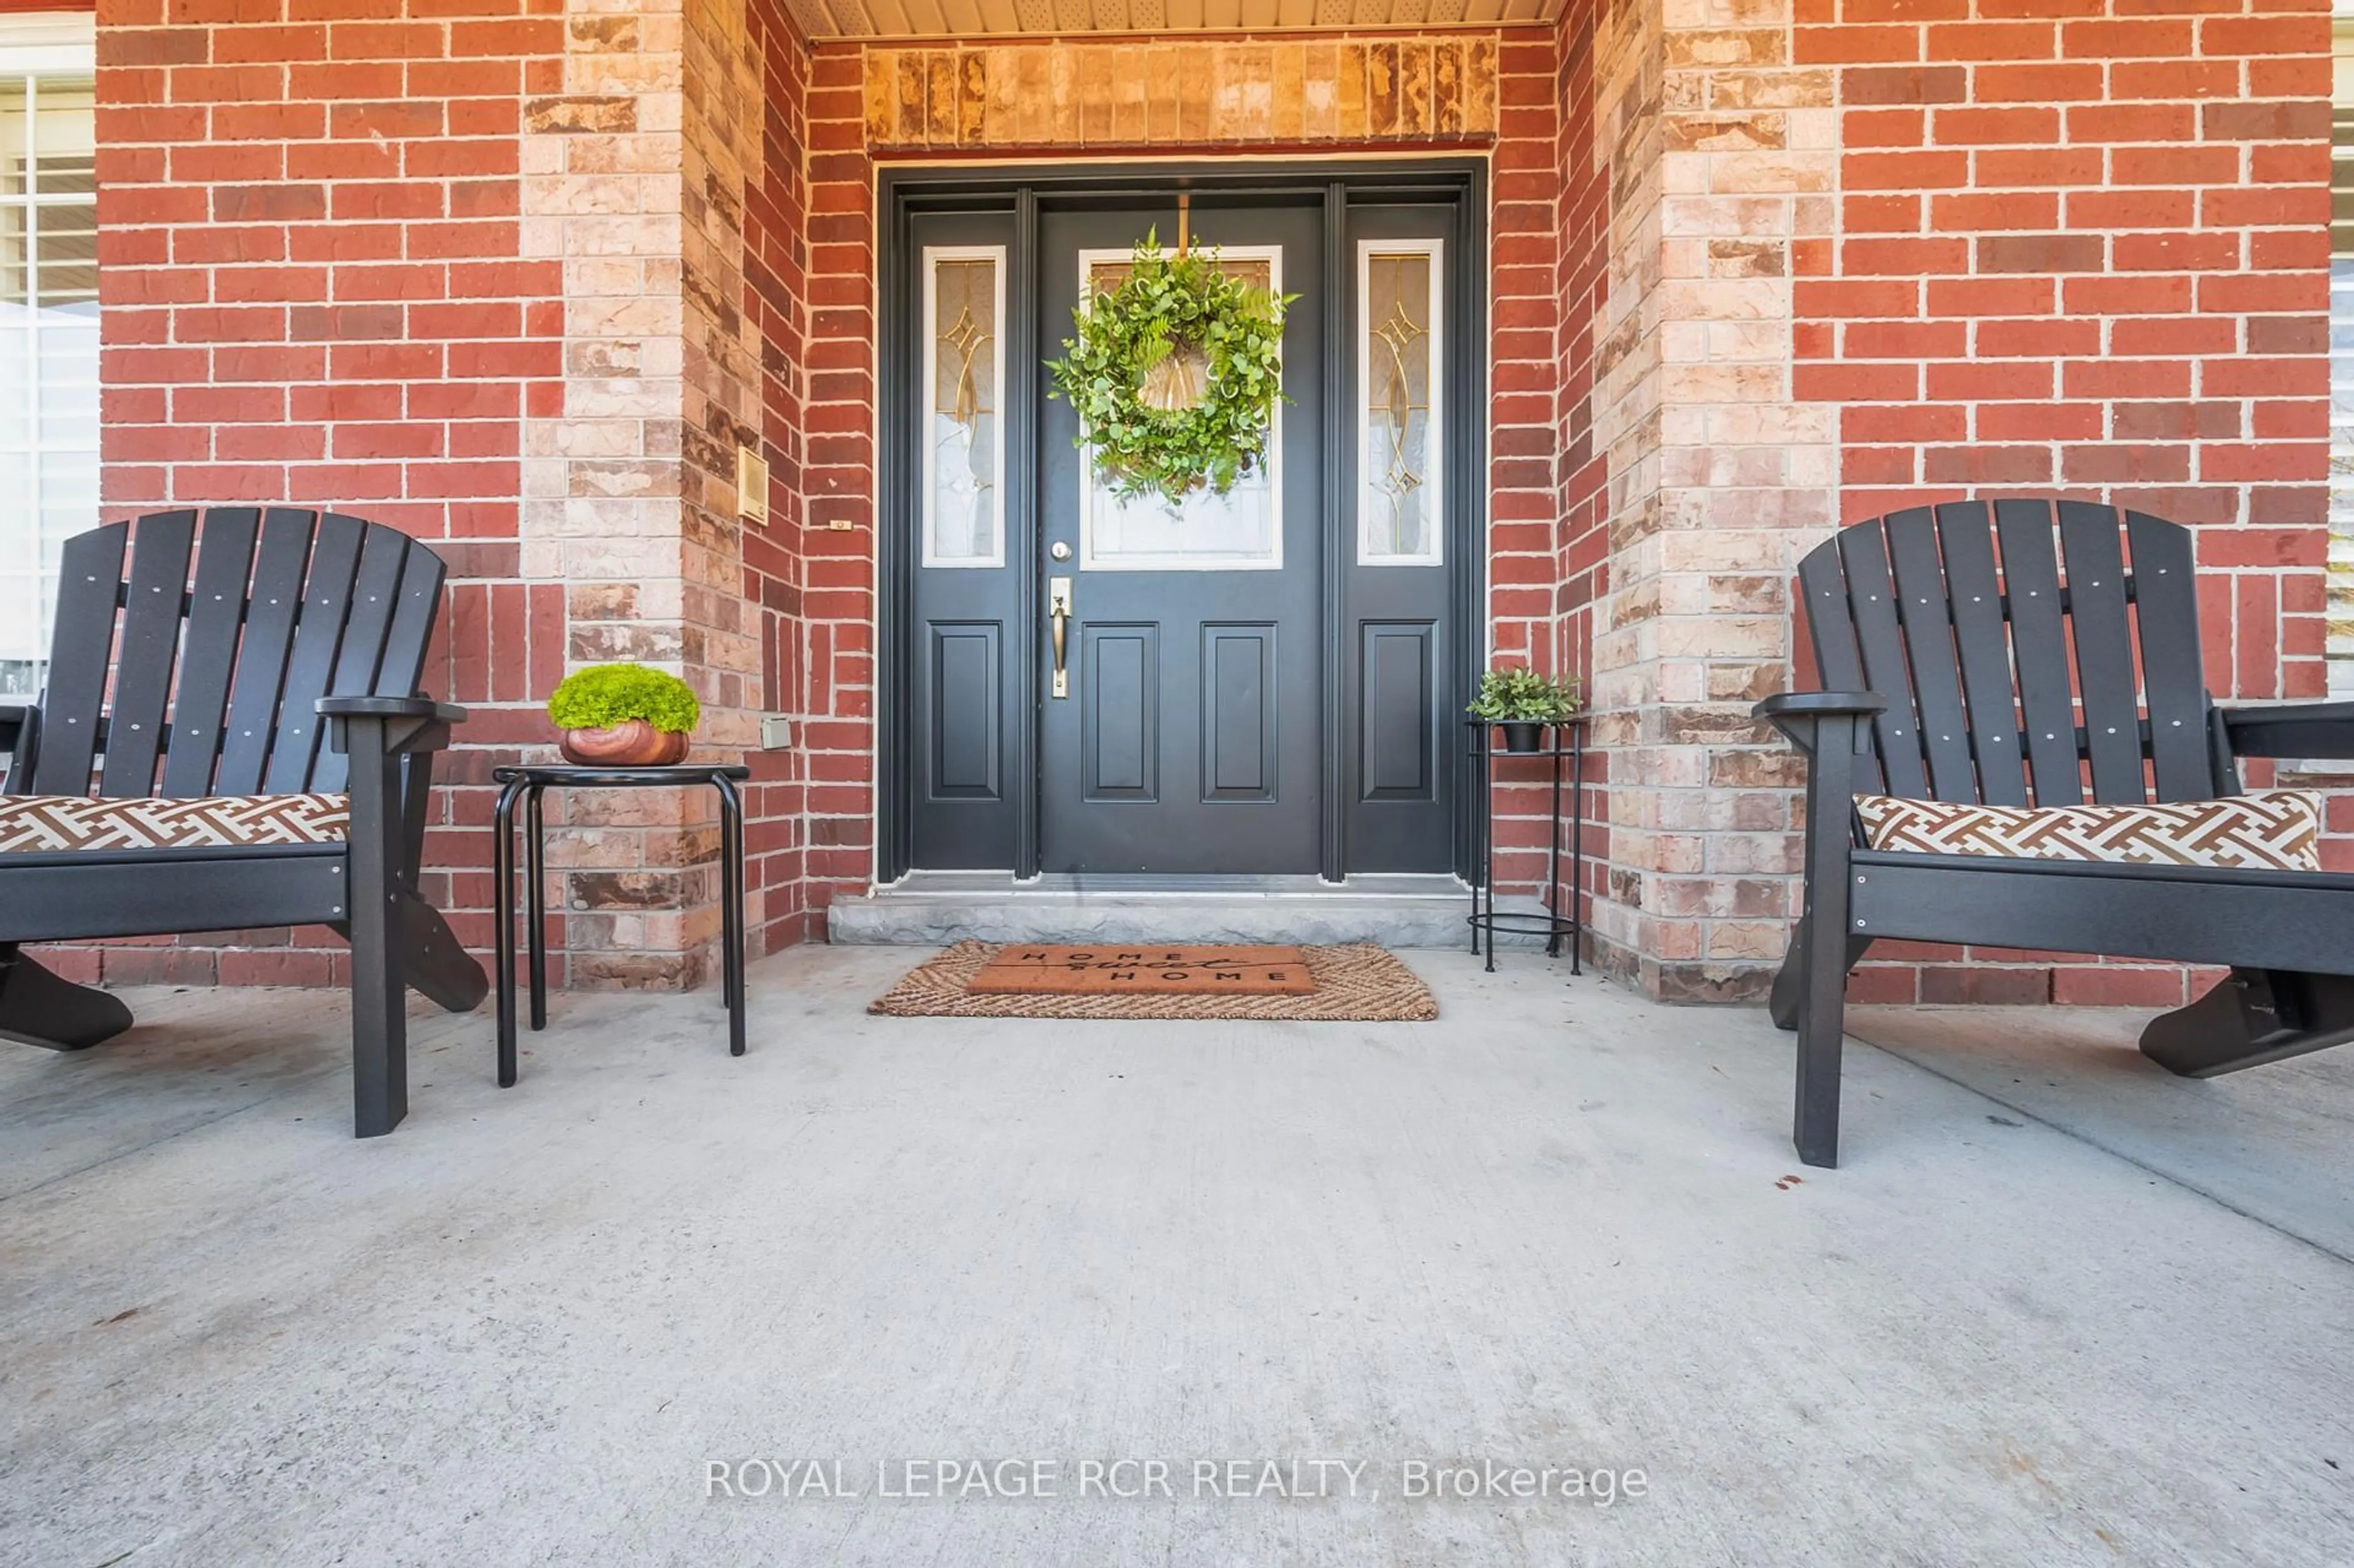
1498 721 1545 755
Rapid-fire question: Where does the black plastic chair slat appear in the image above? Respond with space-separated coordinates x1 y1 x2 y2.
2057 500 2146 804
1935 501 2029 807
29 522 128 795
1884 508 1977 802
1796 543 1885 795
376 544 446 698
98 511 198 799
159 508 262 798
1834 520 1929 799
2126 511 2214 803
310 522 412 793
214 509 317 796
1992 500 2084 808
264 513 365 794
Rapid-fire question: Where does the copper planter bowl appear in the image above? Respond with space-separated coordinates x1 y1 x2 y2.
558 721 690 767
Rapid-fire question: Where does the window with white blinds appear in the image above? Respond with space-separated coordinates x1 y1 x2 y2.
0 21 96 701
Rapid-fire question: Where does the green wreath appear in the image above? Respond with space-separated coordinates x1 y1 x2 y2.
1046 231 1294 506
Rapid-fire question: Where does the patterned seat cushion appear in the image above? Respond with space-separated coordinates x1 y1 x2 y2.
0 793 350 853
1854 790 2323 873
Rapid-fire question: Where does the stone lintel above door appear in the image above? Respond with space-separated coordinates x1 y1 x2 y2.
858 37 1503 152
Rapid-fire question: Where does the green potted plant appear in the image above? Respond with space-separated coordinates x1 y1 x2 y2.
547 662 700 767
1468 664 1580 754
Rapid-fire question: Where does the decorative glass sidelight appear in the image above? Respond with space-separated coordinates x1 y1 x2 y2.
1078 246 1282 572
1358 240 1442 566
923 246 1005 568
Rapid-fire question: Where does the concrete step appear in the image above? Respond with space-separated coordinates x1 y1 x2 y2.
826 872 1559 948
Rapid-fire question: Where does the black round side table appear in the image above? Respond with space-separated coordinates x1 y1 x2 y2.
491 763 752 1085
1465 718 1586 973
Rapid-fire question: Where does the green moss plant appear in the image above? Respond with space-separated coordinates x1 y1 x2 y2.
546 663 701 735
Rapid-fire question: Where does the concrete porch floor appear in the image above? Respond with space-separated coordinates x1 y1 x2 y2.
3 948 2350 1566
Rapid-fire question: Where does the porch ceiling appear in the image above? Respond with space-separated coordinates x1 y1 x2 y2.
786 0 1560 42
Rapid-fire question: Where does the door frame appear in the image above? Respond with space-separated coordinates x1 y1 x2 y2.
874 157 1490 885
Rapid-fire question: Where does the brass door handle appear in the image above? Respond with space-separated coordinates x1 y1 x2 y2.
1048 576 1073 698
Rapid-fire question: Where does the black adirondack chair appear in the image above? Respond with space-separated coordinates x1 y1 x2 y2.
0 508 488 1136
1756 498 2354 1168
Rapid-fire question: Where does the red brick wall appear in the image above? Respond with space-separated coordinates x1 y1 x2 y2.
1793 0 2333 1005
68 0 566 988
796 42 875 916
1552 0 1611 940
1487 28 1578 897
740 0 817 950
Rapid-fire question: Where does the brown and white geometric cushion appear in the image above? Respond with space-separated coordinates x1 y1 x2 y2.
0 793 351 853
1854 789 2323 873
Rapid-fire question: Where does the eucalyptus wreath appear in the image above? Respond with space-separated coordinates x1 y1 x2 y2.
1045 231 1294 506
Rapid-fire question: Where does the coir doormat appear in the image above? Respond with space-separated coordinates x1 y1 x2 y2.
868 940 1439 1021
971 944 1315 997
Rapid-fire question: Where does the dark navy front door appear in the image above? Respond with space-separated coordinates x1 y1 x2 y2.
1035 204 1324 876
895 173 1469 883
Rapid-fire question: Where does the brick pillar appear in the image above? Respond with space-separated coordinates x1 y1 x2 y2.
511 0 815 983
1570 0 1837 1000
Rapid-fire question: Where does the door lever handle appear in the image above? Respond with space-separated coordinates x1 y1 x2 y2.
1048 576 1073 699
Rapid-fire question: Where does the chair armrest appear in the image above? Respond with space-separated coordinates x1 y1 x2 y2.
1753 695 1877 861
2217 701 2354 761
1753 691 1889 721
1753 691 1887 756
321 696 467 758
317 696 468 725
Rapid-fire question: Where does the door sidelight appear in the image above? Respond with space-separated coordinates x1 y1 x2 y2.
1048 575 1073 698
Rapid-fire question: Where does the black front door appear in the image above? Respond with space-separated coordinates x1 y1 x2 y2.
891 168 1477 884
1036 204 1322 875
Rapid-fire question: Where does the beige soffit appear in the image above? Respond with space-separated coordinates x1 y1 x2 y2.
790 0 1561 43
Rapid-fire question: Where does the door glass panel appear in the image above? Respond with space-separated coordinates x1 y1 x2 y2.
1359 240 1441 566
1079 246 1282 573
924 246 1004 568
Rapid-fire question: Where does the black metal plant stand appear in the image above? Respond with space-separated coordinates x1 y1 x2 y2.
492 763 753 1086
1465 718 1586 973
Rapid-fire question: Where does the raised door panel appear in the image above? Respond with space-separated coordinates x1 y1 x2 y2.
1361 620 1434 802
929 622 1000 801
1202 624 1276 802
1083 623 1157 802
